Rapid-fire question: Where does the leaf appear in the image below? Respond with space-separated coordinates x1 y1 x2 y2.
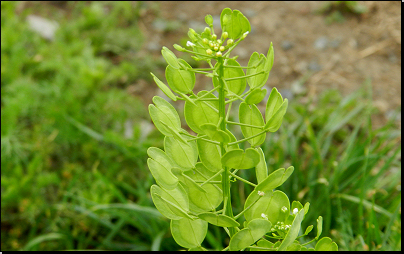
220 8 251 40
316 216 323 240
147 158 178 190
164 135 198 170
149 96 181 137
245 88 267 105
198 213 240 227
162 46 180 69
166 59 195 94
150 184 190 220
244 190 290 224
159 121 187 144
278 209 305 251
315 237 338 251
213 59 246 97
256 166 294 193
247 52 267 89
197 136 222 172
265 87 283 121
150 72 177 101
229 218 272 251
255 147 268 184
184 91 219 134
264 42 274 74
171 218 208 249
200 123 230 143
286 241 302 251
221 148 260 169
239 102 266 147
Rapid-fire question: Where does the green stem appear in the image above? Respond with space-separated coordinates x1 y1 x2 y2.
194 86 220 102
217 56 235 237
228 129 268 146
229 171 257 187
234 195 263 220
226 120 264 129
200 169 224 187
224 71 265 81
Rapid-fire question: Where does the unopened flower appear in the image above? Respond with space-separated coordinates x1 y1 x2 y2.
293 208 299 215
227 39 234 46
202 38 209 44
219 46 225 51
206 49 213 55
281 206 288 213
242 31 249 39
215 51 222 57
261 213 268 220
222 32 228 39
211 34 217 40
258 191 265 196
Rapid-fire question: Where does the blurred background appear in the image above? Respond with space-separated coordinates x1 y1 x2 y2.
1 1 401 251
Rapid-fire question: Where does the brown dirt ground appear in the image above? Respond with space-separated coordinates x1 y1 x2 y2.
135 1 401 129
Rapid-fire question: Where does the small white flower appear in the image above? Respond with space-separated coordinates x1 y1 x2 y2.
258 191 265 196
293 208 299 215
261 213 268 220
244 31 249 36
186 41 195 47
285 225 290 229
281 206 288 213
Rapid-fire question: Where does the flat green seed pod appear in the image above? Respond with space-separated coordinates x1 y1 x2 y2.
255 147 268 184
147 158 178 190
184 91 219 134
264 42 274 74
200 123 230 143
278 209 305 251
221 148 260 170
213 59 246 97
150 72 177 101
256 166 294 193
220 8 250 40
229 218 272 251
162 46 180 69
149 96 181 137
265 87 283 121
164 135 198 171
264 99 288 132
198 213 240 227
150 184 190 220
171 218 208 249
197 136 222 172
239 102 266 147
165 59 195 94
315 237 338 251
244 190 290 224
245 88 267 105
247 52 267 89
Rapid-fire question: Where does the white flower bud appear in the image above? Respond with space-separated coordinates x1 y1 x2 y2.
204 27 211 34
258 191 265 196
261 213 268 220
281 206 288 213
219 46 225 52
222 32 228 39
209 42 214 48
227 39 233 46
206 49 213 55
186 41 195 47
215 51 222 57
214 46 219 51
202 38 209 44
212 34 217 40
242 31 249 39
217 39 222 45
293 208 299 215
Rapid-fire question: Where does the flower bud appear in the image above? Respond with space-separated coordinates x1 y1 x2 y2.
211 34 217 40
217 39 222 45
202 38 208 44
205 14 213 26
293 208 299 215
242 31 249 39
209 42 214 48
222 32 228 39
214 46 219 51
186 41 195 47
215 51 222 57
227 39 234 46
204 27 211 35
281 206 288 213
173 44 184 51
206 49 213 55
188 28 197 41
219 46 225 51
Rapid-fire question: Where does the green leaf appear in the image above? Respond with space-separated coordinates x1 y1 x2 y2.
159 121 187 144
278 209 305 251
220 8 250 40
256 238 275 249
147 158 178 190
188 246 207 251
166 59 195 94
315 237 338 251
164 135 198 170
291 201 303 212
255 148 268 184
198 213 240 227
256 166 294 193
247 52 267 89
200 123 230 143
171 218 208 249
197 136 222 172
184 91 219 134
229 218 272 251
149 96 181 137
150 72 177 101
244 190 290 224
245 88 267 105
221 148 260 169
150 184 190 220
239 102 266 147
316 216 323 240
162 46 180 69
286 241 302 251
213 59 246 97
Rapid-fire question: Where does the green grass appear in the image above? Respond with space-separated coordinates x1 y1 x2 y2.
1 1 401 251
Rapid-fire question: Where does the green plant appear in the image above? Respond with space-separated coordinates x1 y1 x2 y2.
316 1 368 24
146 8 338 251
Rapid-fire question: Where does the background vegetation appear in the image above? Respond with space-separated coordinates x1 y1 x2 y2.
1 1 401 251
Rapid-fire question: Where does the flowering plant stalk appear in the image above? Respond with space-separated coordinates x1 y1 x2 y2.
147 8 338 251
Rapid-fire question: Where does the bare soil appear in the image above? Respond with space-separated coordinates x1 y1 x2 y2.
136 1 401 129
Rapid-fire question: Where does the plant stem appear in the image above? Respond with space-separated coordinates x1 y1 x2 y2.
229 171 257 187
226 120 264 129
217 56 235 237
228 129 268 146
